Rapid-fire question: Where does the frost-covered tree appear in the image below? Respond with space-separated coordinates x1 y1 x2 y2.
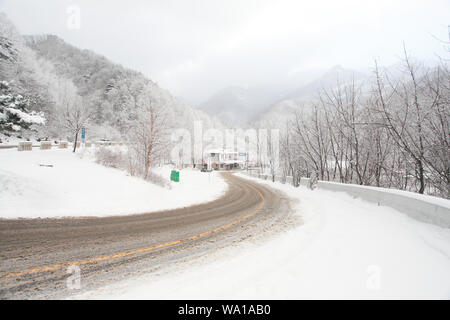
25 32 220 141
0 80 45 133
265 55 449 198
126 86 169 178
55 80 94 152
0 14 55 139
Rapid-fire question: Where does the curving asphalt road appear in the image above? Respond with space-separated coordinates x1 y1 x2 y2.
0 173 294 299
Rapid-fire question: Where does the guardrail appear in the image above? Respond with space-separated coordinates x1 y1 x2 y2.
243 170 293 185
315 180 450 228
241 171 450 228
1 140 126 151
1 143 48 149
0 145 17 149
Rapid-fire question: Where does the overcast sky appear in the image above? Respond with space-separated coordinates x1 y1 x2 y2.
1 0 449 104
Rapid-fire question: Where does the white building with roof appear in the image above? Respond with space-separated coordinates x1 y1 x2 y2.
204 148 247 170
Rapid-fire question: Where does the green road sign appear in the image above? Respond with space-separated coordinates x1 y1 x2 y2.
170 170 180 182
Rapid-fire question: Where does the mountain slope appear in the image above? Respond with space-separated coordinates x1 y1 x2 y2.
25 34 222 137
199 85 287 127
0 13 58 141
282 65 368 101
251 66 370 128
199 67 368 128
1 12 221 142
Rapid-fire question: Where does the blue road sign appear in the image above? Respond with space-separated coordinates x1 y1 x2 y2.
81 128 86 139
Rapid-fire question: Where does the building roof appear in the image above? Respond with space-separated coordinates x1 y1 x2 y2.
206 148 241 155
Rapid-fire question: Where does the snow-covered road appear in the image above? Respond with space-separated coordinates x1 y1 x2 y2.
74 174 450 299
1 170 289 299
1 148 449 299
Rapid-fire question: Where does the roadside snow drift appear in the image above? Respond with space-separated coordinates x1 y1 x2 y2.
74 173 450 299
0 148 227 218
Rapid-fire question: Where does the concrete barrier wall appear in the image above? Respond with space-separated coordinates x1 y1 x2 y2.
18 142 32 151
58 141 68 149
243 171 293 185
92 141 126 147
95 141 113 147
240 170 449 228
300 177 310 187
317 180 450 228
95 141 109 147
40 141 52 150
0 145 17 149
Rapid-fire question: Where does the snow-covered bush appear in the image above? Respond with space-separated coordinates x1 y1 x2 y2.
145 171 170 188
0 80 45 133
94 147 126 169
95 143 145 177
95 145 170 188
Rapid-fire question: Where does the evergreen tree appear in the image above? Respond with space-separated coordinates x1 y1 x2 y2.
0 80 45 133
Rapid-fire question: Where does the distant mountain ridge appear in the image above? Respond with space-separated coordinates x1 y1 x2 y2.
282 65 368 100
250 66 370 128
198 85 289 127
199 65 369 128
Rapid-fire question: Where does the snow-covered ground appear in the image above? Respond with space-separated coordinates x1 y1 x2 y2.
2 147 449 299
74 173 450 300
0 147 227 218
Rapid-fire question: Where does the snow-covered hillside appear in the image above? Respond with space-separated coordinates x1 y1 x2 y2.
251 65 369 127
199 86 286 127
1 13 223 144
0 148 227 218
73 173 450 299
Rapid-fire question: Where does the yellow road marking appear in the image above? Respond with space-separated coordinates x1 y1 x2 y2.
1 180 265 279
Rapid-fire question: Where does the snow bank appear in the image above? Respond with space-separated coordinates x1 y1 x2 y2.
73 173 450 299
0 148 227 218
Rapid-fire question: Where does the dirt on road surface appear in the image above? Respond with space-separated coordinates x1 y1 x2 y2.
0 173 297 299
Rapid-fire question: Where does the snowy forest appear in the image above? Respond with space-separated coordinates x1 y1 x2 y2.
0 13 221 175
253 54 449 199
1 11 448 199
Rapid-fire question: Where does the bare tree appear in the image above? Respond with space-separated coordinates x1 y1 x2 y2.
373 52 432 194
63 98 94 152
276 54 448 198
126 92 168 179
56 79 94 152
